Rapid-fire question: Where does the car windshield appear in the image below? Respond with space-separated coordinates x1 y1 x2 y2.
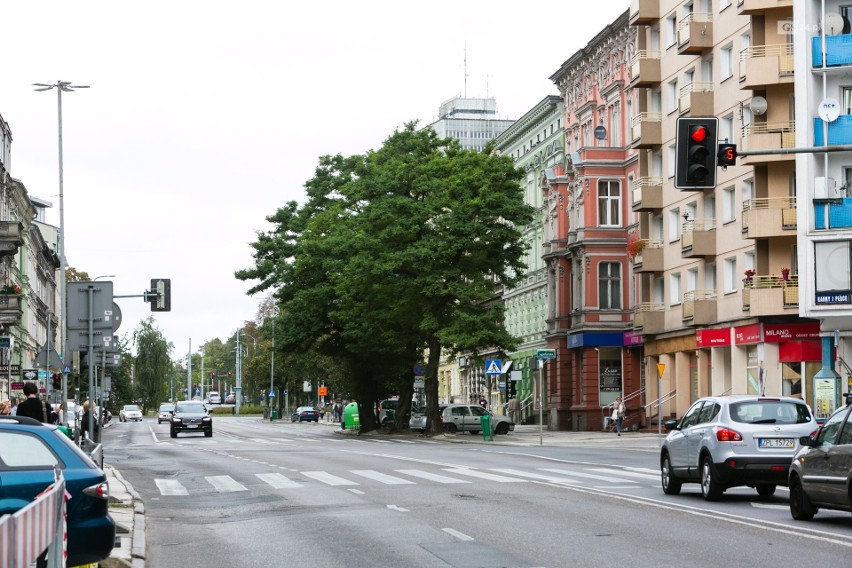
177 403 206 414
124 405 140 411
730 400 812 424
159 405 174 412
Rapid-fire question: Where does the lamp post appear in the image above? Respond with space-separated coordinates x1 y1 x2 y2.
34 80 89 425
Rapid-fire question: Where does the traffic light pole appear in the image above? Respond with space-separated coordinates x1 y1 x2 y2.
735 143 852 157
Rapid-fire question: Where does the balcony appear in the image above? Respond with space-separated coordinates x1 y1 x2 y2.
740 44 793 89
631 176 664 211
0 221 24 257
678 82 714 116
682 290 717 326
629 51 661 87
740 121 795 165
742 275 799 316
738 0 792 16
634 303 666 334
0 294 22 325
742 197 797 239
815 197 852 230
632 240 664 272
678 13 713 55
631 112 662 149
629 0 660 25
815 115 852 145
812 34 852 68
681 219 716 258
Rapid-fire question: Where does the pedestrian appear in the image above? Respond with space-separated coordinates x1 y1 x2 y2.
507 397 520 424
479 397 488 409
80 400 99 440
318 403 325 422
0 399 11 415
10 397 18 415
611 396 626 436
15 381 51 423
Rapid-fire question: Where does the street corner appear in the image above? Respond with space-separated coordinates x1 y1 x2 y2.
103 464 145 568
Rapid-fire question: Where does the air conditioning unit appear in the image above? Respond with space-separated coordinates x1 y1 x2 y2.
814 177 840 199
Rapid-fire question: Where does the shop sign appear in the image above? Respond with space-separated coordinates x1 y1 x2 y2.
764 322 821 343
696 328 731 347
734 324 762 344
623 331 644 346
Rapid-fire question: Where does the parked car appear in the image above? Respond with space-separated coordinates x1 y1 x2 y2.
170 401 212 438
291 406 319 422
660 395 818 501
0 415 116 566
206 391 222 405
119 404 143 422
379 398 399 425
157 403 175 424
409 404 444 432
788 392 852 520
440 404 515 435
224 393 236 404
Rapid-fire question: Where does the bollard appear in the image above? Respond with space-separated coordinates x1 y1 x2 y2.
480 414 492 441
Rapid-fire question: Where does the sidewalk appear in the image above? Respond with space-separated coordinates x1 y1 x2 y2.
102 465 145 568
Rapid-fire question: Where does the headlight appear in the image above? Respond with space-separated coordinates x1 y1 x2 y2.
171 417 181 423
202 416 211 422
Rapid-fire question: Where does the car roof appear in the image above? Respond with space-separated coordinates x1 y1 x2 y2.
695 395 808 405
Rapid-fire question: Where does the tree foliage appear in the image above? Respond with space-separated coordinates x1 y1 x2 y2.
237 123 532 433
132 317 173 411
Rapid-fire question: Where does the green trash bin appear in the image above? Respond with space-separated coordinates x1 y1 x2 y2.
479 414 493 441
57 425 74 441
344 402 360 430
271 409 278 421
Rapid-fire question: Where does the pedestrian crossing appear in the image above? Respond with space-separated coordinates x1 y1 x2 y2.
150 466 660 496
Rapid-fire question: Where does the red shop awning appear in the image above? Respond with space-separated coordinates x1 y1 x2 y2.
779 340 822 363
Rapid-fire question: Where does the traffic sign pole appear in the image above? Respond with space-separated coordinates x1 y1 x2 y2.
656 363 666 445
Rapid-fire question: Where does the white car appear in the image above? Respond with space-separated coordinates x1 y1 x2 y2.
206 392 222 405
119 404 143 422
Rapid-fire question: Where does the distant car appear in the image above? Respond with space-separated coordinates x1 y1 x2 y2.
788 392 852 520
0 415 116 566
157 403 175 424
379 398 399 425
225 393 236 404
291 406 319 422
409 404 444 432
660 395 818 501
206 391 222 405
170 401 212 438
440 404 515 435
119 404 143 422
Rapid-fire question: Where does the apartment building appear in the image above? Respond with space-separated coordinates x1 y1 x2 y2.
629 0 823 422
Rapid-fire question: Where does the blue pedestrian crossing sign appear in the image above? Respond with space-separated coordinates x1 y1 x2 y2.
485 359 502 376
269 390 276 397
63 366 71 375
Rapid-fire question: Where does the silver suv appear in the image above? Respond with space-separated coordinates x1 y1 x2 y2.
660 395 817 501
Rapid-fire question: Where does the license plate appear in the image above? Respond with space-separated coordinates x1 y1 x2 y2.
758 438 794 448
187 424 198 428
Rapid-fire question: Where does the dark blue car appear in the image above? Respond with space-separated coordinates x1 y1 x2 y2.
291 406 319 422
0 416 115 565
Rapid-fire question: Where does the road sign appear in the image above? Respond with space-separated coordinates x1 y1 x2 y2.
269 390 276 397
485 359 502 376
318 386 328 397
63 366 71 375
537 349 556 360
413 363 425 376
283 389 288 395
657 363 666 378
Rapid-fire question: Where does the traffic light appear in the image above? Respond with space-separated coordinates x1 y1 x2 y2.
150 278 171 312
675 117 718 190
51 373 61 390
717 143 737 167
227 371 232 379
211 371 216 379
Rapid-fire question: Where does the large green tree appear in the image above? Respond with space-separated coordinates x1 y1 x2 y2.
132 317 173 411
237 123 532 433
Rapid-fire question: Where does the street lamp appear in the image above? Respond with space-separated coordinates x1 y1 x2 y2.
93 275 115 281
34 80 89 425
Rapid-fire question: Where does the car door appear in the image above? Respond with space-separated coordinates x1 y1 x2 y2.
821 406 852 505
468 405 488 432
449 406 469 431
801 408 846 504
669 401 705 473
688 401 720 472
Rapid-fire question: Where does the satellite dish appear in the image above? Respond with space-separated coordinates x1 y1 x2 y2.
824 12 844 35
749 96 768 116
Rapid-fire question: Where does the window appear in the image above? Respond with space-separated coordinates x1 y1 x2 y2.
721 44 734 80
687 267 698 293
744 251 756 272
669 208 681 242
665 15 677 48
667 79 679 114
667 144 676 178
599 262 622 309
720 0 732 10
815 241 852 295
610 103 621 146
670 272 682 305
705 262 717 290
722 187 736 223
742 178 754 204
724 257 738 293
598 180 621 226
721 114 734 146
653 277 664 303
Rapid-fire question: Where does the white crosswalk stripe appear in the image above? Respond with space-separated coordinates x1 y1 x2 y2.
256 473 304 489
491 468 581 484
538 468 638 484
350 470 416 485
394 469 471 484
301 471 359 486
587 468 659 481
155 479 188 496
206 476 247 492
441 468 528 483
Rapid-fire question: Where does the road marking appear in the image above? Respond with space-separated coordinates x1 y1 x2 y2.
206 475 247 492
302 471 359 486
387 504 409 512
154 479 188 496
442 469 528 483
442 528 474 541
394 469 471 484
539 468 638 484
750 503 788 510
350 470 416 485
256 473 304 489
250 438 280 445
588 468 659 481
490 468 580 484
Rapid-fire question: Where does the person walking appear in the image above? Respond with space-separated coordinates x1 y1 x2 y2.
16 382 51 423
507 397 520 424
611 396 626 436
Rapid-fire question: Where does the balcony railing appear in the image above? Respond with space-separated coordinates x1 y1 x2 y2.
742 197 797 238
812 34 852 68
678 13 713 54
678 81 714 115
631 176 663 211
681 219 716 257
0 221 24 257
815 197 852 230
630 51 661 87
0 294 23 325
741 121 795 163
740 44 794 88
739 0 792 15
742 274 799 314
815 115 852 145
629 0 660 25
631 112 663 148
634 302 665 333
632 239 664 272
682 289 717 322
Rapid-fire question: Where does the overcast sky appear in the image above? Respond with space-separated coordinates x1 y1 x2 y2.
2 0 628 359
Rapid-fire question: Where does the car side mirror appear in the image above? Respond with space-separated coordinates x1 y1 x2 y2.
663 418 679 432
799 435 817 447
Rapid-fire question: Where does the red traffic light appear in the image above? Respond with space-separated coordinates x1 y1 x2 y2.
690 125 708 143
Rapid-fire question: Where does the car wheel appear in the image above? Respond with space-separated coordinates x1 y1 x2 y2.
170 430 177 438
495 422 509 435
205 429 212 438
445 423 458 433
789 474 816 521
661 453 682 495
756 485 776 498
700 457 723 501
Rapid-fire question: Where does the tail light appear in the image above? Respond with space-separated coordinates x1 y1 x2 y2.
82 481 110 500
715 427 742 442
809 429 818 439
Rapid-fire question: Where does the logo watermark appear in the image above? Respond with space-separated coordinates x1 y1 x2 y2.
777 20 821 35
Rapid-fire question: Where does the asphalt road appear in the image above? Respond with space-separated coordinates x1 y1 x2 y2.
103 417 852 568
